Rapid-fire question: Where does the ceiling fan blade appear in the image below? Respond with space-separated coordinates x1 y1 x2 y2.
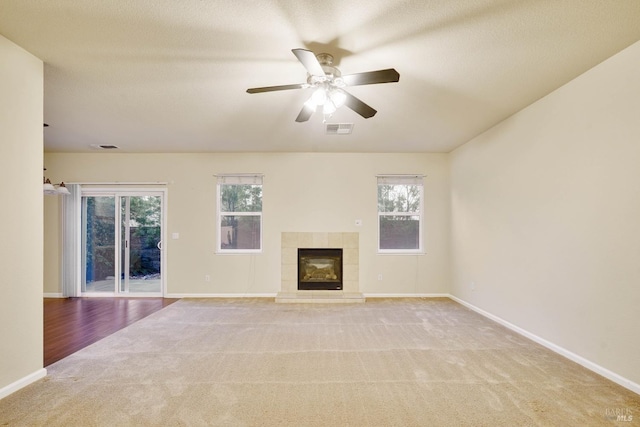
341 69 400 86
292 48 325 76
247 83 306 94
295 103 316 122
343 92 377 119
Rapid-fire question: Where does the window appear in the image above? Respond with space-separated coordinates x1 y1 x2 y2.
377 175 424 253
217 174 263 252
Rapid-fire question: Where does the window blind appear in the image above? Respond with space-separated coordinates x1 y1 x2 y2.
376 175 424 186
216 174 264 185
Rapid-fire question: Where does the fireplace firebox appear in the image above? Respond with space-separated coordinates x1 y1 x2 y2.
298 248 343 290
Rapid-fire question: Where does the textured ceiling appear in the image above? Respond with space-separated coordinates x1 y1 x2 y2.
1 0 640 153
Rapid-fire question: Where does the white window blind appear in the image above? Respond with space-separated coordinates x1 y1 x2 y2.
216 174 263 185
376 175 424 186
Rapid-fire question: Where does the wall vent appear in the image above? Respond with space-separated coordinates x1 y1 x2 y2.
90 144 120 150
325 123 354 135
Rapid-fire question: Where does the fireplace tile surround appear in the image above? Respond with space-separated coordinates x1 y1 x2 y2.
276 232 365 303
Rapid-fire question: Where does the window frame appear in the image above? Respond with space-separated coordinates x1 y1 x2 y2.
377 175 425 254
216 174 263 254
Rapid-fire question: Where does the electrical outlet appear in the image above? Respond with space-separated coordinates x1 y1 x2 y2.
471 281 476 291
205 275 211 282
377 274 383 281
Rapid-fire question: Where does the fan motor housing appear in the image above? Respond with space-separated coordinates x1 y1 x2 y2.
317 53 341 79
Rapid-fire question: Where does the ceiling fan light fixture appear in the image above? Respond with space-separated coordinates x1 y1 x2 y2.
329 89 347 108
323 102 337 116
303 98 317 110
311 87 327 105
246 48 399 123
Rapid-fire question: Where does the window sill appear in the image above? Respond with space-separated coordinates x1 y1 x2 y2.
377 250 425 256
216 250 263 255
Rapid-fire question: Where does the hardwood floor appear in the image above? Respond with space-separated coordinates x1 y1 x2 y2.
43 297 178 366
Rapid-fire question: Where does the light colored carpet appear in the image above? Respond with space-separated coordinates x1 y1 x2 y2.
1 298 638 426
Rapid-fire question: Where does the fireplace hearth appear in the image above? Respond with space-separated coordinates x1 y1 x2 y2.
298 248 343 290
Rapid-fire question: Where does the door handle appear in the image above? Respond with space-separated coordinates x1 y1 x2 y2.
157 241 162 250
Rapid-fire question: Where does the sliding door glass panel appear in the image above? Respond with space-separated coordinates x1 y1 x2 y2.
81 196 116 293
120 195 162 293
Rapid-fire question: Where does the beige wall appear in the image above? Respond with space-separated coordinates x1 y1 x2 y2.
43 152 450 296
450 41 640 386
0 36 44 393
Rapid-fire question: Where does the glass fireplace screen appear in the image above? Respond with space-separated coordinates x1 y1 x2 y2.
298 248 343 290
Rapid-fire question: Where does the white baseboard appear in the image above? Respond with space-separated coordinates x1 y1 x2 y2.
165 293 277 299
364 293 450 298
43 293 64 298
166 293 450 299
448 295 640 396
0 368 47 400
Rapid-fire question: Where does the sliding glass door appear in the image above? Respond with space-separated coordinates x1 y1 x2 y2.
120 195 162 293
82 195 117 293
81 191 164 296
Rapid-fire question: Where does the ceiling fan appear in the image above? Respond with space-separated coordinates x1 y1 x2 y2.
246 49 400 122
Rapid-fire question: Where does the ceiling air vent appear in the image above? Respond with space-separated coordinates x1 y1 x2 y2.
90 144 120 150
325 123 354 135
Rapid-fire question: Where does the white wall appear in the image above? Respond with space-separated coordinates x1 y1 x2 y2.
0 35 45 396
450 41 640 388
43 152 450 296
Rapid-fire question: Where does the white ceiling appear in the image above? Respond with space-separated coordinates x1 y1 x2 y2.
1 0 640 153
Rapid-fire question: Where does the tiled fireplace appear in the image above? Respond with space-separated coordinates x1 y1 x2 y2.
276 232 364 303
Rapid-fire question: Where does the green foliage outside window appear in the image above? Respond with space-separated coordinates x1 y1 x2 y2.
84 195 162 281
221 184 262 212
378 184 420 213
124 196 161 277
